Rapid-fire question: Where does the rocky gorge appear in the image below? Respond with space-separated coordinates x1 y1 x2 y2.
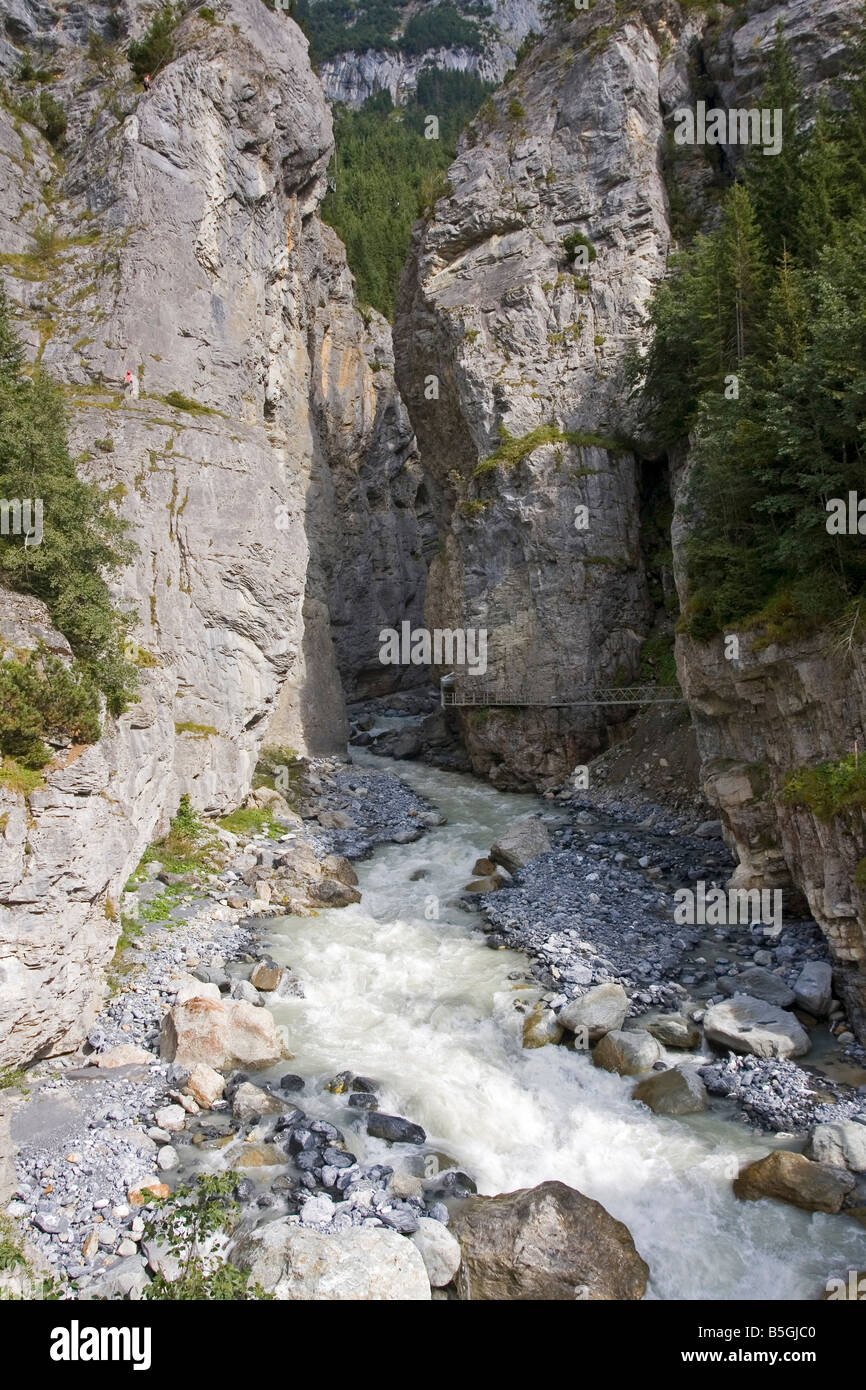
1 0 866 1304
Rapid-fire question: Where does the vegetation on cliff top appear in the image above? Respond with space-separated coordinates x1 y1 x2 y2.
0 291 137 770
287 0 487 65
783 754 866 821
636 21 866 646
321 70 491 316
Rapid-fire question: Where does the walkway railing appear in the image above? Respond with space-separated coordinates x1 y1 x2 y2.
440 679 684 708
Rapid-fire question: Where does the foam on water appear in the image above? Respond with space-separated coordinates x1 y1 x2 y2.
267 753 866 1300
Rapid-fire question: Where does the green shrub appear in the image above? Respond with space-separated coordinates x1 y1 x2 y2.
36 91 66 145
473 423 621 476
162 389 212 413
127 4 179 80
0 645 102 766
0 289 138 719
562 229 596 263
30 220 60 261
143 1173 271 1300
782 754 866 820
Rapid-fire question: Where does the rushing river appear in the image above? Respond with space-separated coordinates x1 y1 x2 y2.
262 751 866 1300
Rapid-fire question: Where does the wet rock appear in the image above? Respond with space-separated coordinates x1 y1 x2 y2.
558 983 628 1042
643 1013 700 1049
348 1093 378 1110
367 1113 426 1145
489 817 551 873
632 1067 708 1116
236 1144 283 1168
472 858 496 877
522 1002 564 1049
230 979 263 1007
450 1180 648 1300
159 997 284 1071
464 874 507 893
793 962 833 1018
307 878 362 907
806 1122 866 1173
250 959 283 992
733 1151 855 1214
280 1074 305 1093
593 1030 663 1077
231 1221 431 1299
703 995 811 1059
719 968 795 1009
232 1081 289 1123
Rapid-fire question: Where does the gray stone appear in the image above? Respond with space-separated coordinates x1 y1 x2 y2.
489 818 551 873
558 984 629 1043
793 962 833 1018
806 1122 866 1173
593 1030 663 1077
632 1067 708 1116
231 1221 431 1299
411 1217 462 1287
719 968 795 1009
703 995 811 1059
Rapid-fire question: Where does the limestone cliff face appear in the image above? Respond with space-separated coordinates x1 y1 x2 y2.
0 0 427 1066
395 0 683 787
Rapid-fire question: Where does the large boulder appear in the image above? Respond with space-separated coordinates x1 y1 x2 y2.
450 1181 648 1300
733 1151 855 1214
558 983 628 1043
489 817 551 873
230 1221 431 1300
805 1122 866 1173
632 1067 708 1116
592 1029 663 1076
703 994 811 1059
719 968 795 1009
159 997 284 1071
793 961 833 1017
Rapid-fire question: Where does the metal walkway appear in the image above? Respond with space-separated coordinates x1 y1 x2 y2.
440 678 684 708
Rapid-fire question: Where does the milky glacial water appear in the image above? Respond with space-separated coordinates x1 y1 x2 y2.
266 752 866 1300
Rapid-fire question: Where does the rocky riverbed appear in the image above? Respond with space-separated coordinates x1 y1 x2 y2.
3 747 866 1301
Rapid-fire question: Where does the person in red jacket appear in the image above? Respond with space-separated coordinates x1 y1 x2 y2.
143 73 151 93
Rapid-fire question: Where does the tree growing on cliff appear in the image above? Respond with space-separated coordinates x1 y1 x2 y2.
637 21 866 645
0 291 138 766
127 3 180 80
